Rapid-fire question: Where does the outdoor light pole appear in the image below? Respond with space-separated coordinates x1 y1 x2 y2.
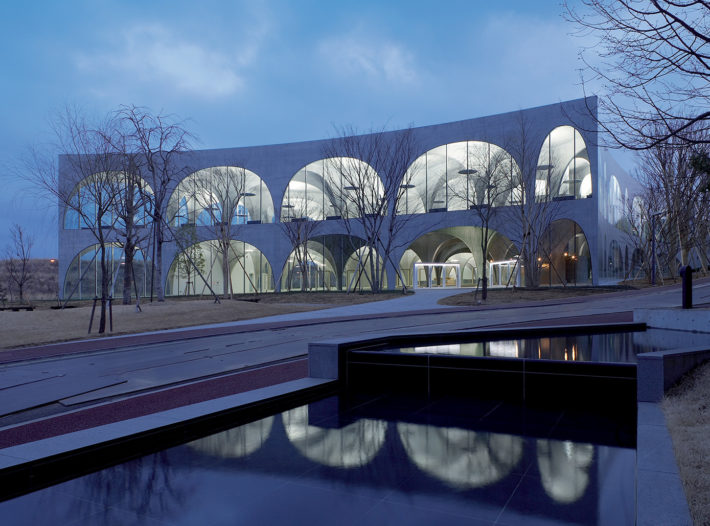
650 210 664 286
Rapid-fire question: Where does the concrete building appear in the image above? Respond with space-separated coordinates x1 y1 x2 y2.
58 96 639 299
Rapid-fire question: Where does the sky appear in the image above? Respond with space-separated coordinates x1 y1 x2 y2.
0 0 623 258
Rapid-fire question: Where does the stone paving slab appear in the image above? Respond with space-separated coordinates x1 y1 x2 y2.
0 375 126 417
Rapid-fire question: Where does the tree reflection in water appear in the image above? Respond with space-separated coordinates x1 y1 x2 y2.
74 451 189 523
187 416 274 458
283 405 387 468
397 423 523 489
536 439 594 503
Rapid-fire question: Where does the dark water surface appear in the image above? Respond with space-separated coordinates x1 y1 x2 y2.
1 393 635 525
390 328 710 363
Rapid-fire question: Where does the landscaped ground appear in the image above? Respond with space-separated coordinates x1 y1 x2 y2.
0 291 406 349
438 284 637 306
662 361 710 526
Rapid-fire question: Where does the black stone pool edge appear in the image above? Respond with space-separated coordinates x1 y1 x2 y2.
1 320 705 525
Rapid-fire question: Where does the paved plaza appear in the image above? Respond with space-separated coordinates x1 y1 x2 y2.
0 281 709 444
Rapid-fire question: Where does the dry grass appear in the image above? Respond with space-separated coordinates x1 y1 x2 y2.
438 285 634 306
662 361 710 526
0 291 405 350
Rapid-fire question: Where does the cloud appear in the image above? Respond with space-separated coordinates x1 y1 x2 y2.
318 34 418 85
75 23 261 100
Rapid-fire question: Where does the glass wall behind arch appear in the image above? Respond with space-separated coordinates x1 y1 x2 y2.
167 166 275 227
280 235 386 292
166 239 274 296
536 126 592 200
281 158 383 221
63 243 151 300
402 141 521 215
538 219 592 286
63 172 153 230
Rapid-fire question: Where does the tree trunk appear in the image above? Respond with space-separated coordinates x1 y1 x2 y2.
222 243 230 298
155 222 165 301
122 239 135 304
99 243 108 333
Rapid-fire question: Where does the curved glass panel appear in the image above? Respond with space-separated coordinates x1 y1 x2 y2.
280 239 340 292
283 405 386 468
398 423 523 488
538 219 592 286
343 246 387 291
404 141 520 214
63 243 150 300
536 126 591 200
63 172 153 230
166 239 274 296
280 239 387 292
167 166 275 226
187 416 273 458
280 158 383 221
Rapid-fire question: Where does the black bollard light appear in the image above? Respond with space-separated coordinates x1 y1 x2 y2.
680 265 693 309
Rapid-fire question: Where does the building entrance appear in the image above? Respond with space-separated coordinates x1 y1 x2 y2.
413 263 461 289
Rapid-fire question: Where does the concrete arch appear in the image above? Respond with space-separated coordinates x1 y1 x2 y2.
403 141 521 214
281 157 383 221
398 226 519 288
165 238 274 296
63 242 150 300
536 126 592 200
167 166 275 227
63 172 153 230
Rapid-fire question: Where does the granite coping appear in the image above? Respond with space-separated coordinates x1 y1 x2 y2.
0 377 333 474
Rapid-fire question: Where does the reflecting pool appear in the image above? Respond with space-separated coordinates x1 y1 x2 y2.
392 328 710 363
0 394 635 525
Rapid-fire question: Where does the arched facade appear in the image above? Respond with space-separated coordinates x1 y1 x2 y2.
165 239 273 296
402 141 521 214
399 226 519 289
58 98 641 296
167 166 274 226
280 235 387 292
280 158 383 221
63 172 153 230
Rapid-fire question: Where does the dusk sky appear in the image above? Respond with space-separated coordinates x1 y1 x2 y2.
0 0 625 258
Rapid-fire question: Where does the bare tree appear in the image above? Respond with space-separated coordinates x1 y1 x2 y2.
279 199 324 292
118 105 194 302
565 0 710 148
448 143 516 299
503 114 562 288
324 126 420 292
173 223 205 295
26 107 124 332
186 166 252 298
634 130 710 276
4 224 33 303
100 128 152 305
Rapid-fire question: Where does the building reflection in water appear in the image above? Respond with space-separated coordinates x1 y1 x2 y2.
0 398 630 525
187 416 274 458
399 340 519 357
282 405 387 468
394 330 674 363
536 439 594 503
397 423 523 489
